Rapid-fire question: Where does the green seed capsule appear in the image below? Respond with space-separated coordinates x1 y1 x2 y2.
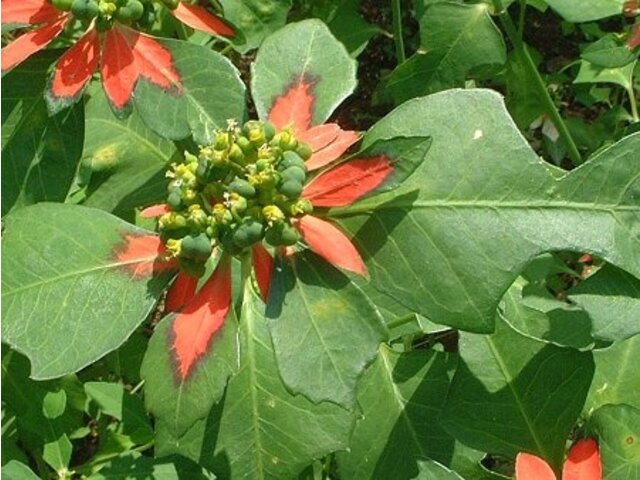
296 142 313 160
279 151 306 171
52 0 74 11
228 178 256 197
263 122 276 141
265 222 300 247
236 136 254 154
136 4 155 28
167 191 182 209
71 0 100 19
232 219 264 248
280 179 303 199
281 166 306 183
181 233 212 260
179 258 206 278
115 0 144 21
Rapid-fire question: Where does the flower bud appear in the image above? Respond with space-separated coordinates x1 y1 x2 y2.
187 204 208 230
290 198 313 216
159 212 187 230
213 203 233 225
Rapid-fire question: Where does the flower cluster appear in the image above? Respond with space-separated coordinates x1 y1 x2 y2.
1 0 233 113
157 120 315 277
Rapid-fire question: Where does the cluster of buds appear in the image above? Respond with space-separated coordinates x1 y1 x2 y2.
46 0 178 30
158 120 314 277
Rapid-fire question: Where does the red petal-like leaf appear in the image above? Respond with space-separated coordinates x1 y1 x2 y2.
304 128 360 171
515 453 557 480
562 439 602 480
171 2 234 37
172 257 232 380
298 124 340 151
629 24 640 49
268 80 315 133
128 29 181 91
294 215 366 276
101 27 137 112
114 234 176 278
303 155 393 207
48 28 99 103
1 16 68 71
2 0 60 25
165 272 199 313
252 244 274 302
140 204 170 218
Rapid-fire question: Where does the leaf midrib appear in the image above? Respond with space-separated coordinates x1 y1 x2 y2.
2 255 161 297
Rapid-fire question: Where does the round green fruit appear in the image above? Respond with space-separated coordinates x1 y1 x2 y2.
181 233 212 260
280 179 303 199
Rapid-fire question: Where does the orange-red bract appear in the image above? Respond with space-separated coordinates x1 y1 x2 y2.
562 439 602 480
252 244 274 302
114 234 176 278
294 215 367 276
302 155 394 207
165 272 199 313
515 439 602 480
171 2 234 37
172 257 232 380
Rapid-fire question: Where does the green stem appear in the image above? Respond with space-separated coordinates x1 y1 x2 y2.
627 85 639 123
497 6 582 166
391 0 406 64
74 442 154 475
517 0 526 41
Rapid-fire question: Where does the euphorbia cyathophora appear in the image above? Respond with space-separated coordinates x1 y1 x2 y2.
1 0 233 114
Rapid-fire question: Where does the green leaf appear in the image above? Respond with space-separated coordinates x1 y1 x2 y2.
332 89 640 334
1 203 173 379
574 60 636 90
324 0 382 56
82 83 178 216
505 48 547 129
585 335 640 413
134 39 246 144
380 2 506 104
1 461 40 480
155 285 354 479
42 390 67 419
84 382 153 444
568 264 640 342
582 34 637 68
1 51 84 215
440 317 594 470
252 19 357 126
141 312 238 439
413 461 465 479
86 452 216 480
335 345 456 479
502 278 594 349
219 0 292 53
544 0 625 22
590 404 640 479
266 252 387 408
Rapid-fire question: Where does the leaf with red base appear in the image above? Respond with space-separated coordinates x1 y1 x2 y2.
46 28 100 114
1 0 61 25
129 30 181 91
563 439 602 480
294 215 366 277
300 125 361 171
171 2 235 37
268 80 315 133
303 136 431 207
165 272 199 313
114 233 176 278
515 452 557 480
1 16 68 71
252 20 357 128
2 203 174 379
172 256 233 380
252 244 274 302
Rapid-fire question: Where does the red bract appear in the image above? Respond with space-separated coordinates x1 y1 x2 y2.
1 0 233 114
516 438 602 480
